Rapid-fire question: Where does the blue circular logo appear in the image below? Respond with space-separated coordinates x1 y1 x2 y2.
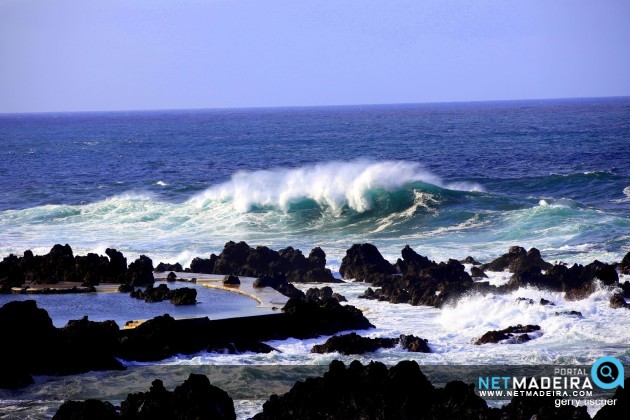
591 356 625 390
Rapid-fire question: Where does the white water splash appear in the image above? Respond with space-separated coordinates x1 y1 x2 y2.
188 160 484 213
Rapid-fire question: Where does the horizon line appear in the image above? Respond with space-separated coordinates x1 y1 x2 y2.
2 94 629 116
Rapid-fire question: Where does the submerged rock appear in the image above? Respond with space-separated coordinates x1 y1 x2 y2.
129 284 197 305
311 332 398 355
474 324 541 345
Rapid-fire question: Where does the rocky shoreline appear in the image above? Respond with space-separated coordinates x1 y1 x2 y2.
1 241 629 417
51 361 629 420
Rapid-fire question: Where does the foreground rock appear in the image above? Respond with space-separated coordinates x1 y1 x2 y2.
53 374 235 420
0 301 123 390
254 360 494 420
593 377 629 420
187 241 339 283
129 284 197 305
254 360 592 420
0 245 153 291
474 324 541 345
311 332 430 355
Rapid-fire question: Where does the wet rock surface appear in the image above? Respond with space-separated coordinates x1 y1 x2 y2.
129 284 197 305
187 241 340 283
474 324 542 345
53 374 235 420
339 243 397 280
310 332 431 355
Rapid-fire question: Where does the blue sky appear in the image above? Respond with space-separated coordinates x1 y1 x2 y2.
1 0 629 113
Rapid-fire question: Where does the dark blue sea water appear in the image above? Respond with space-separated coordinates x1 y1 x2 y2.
1 97 630 419
1 97 629 267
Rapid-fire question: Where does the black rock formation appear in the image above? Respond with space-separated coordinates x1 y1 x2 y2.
339 243 397 280
474 324 541 345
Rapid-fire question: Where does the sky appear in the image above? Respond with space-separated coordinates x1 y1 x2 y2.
1 0 629 113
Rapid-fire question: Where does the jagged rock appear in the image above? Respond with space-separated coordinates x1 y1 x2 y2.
305 286 346 302
169 287 197 305
396 245 435 276
253 274 285 289
399 334 431 352
332 293 347 302
483 246 552 273
282 297 374 337
119 374 235 420
474 324 541 345
620 251 630 274
0 300 56 388
223 274 240 285
126 255 154 286
307 247 327 269
461 256 481 265
53 399 117 420
339 243 397 280
540 298 554 305
311 332 398 355
621 281 630 298
470 266 488 278
0 301 123 390
118 283 134 293
58 316 124 374
189 255 217 274
254 360 492 420
610 292 629 309
154 262 183 273
130 284 197 305
190 242 339 282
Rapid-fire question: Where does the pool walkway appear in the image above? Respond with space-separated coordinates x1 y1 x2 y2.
118 272 290 329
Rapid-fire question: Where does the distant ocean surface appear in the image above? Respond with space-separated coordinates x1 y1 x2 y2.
2 98 630 419
1 97 628 268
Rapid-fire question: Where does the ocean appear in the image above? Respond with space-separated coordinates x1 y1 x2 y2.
1 97 629 418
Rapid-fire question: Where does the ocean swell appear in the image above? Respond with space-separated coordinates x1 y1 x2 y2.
188 160 484 213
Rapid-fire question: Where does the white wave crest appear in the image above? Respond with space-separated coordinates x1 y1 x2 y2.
189 160 483 213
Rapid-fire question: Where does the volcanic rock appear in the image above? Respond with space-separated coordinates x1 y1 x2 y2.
222 274 240 285
339 243 397 280
474 324 541 345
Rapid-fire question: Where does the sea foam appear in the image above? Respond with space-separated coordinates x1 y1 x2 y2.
188 160 483 213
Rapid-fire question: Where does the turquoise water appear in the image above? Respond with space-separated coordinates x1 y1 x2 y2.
0 98 628 267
